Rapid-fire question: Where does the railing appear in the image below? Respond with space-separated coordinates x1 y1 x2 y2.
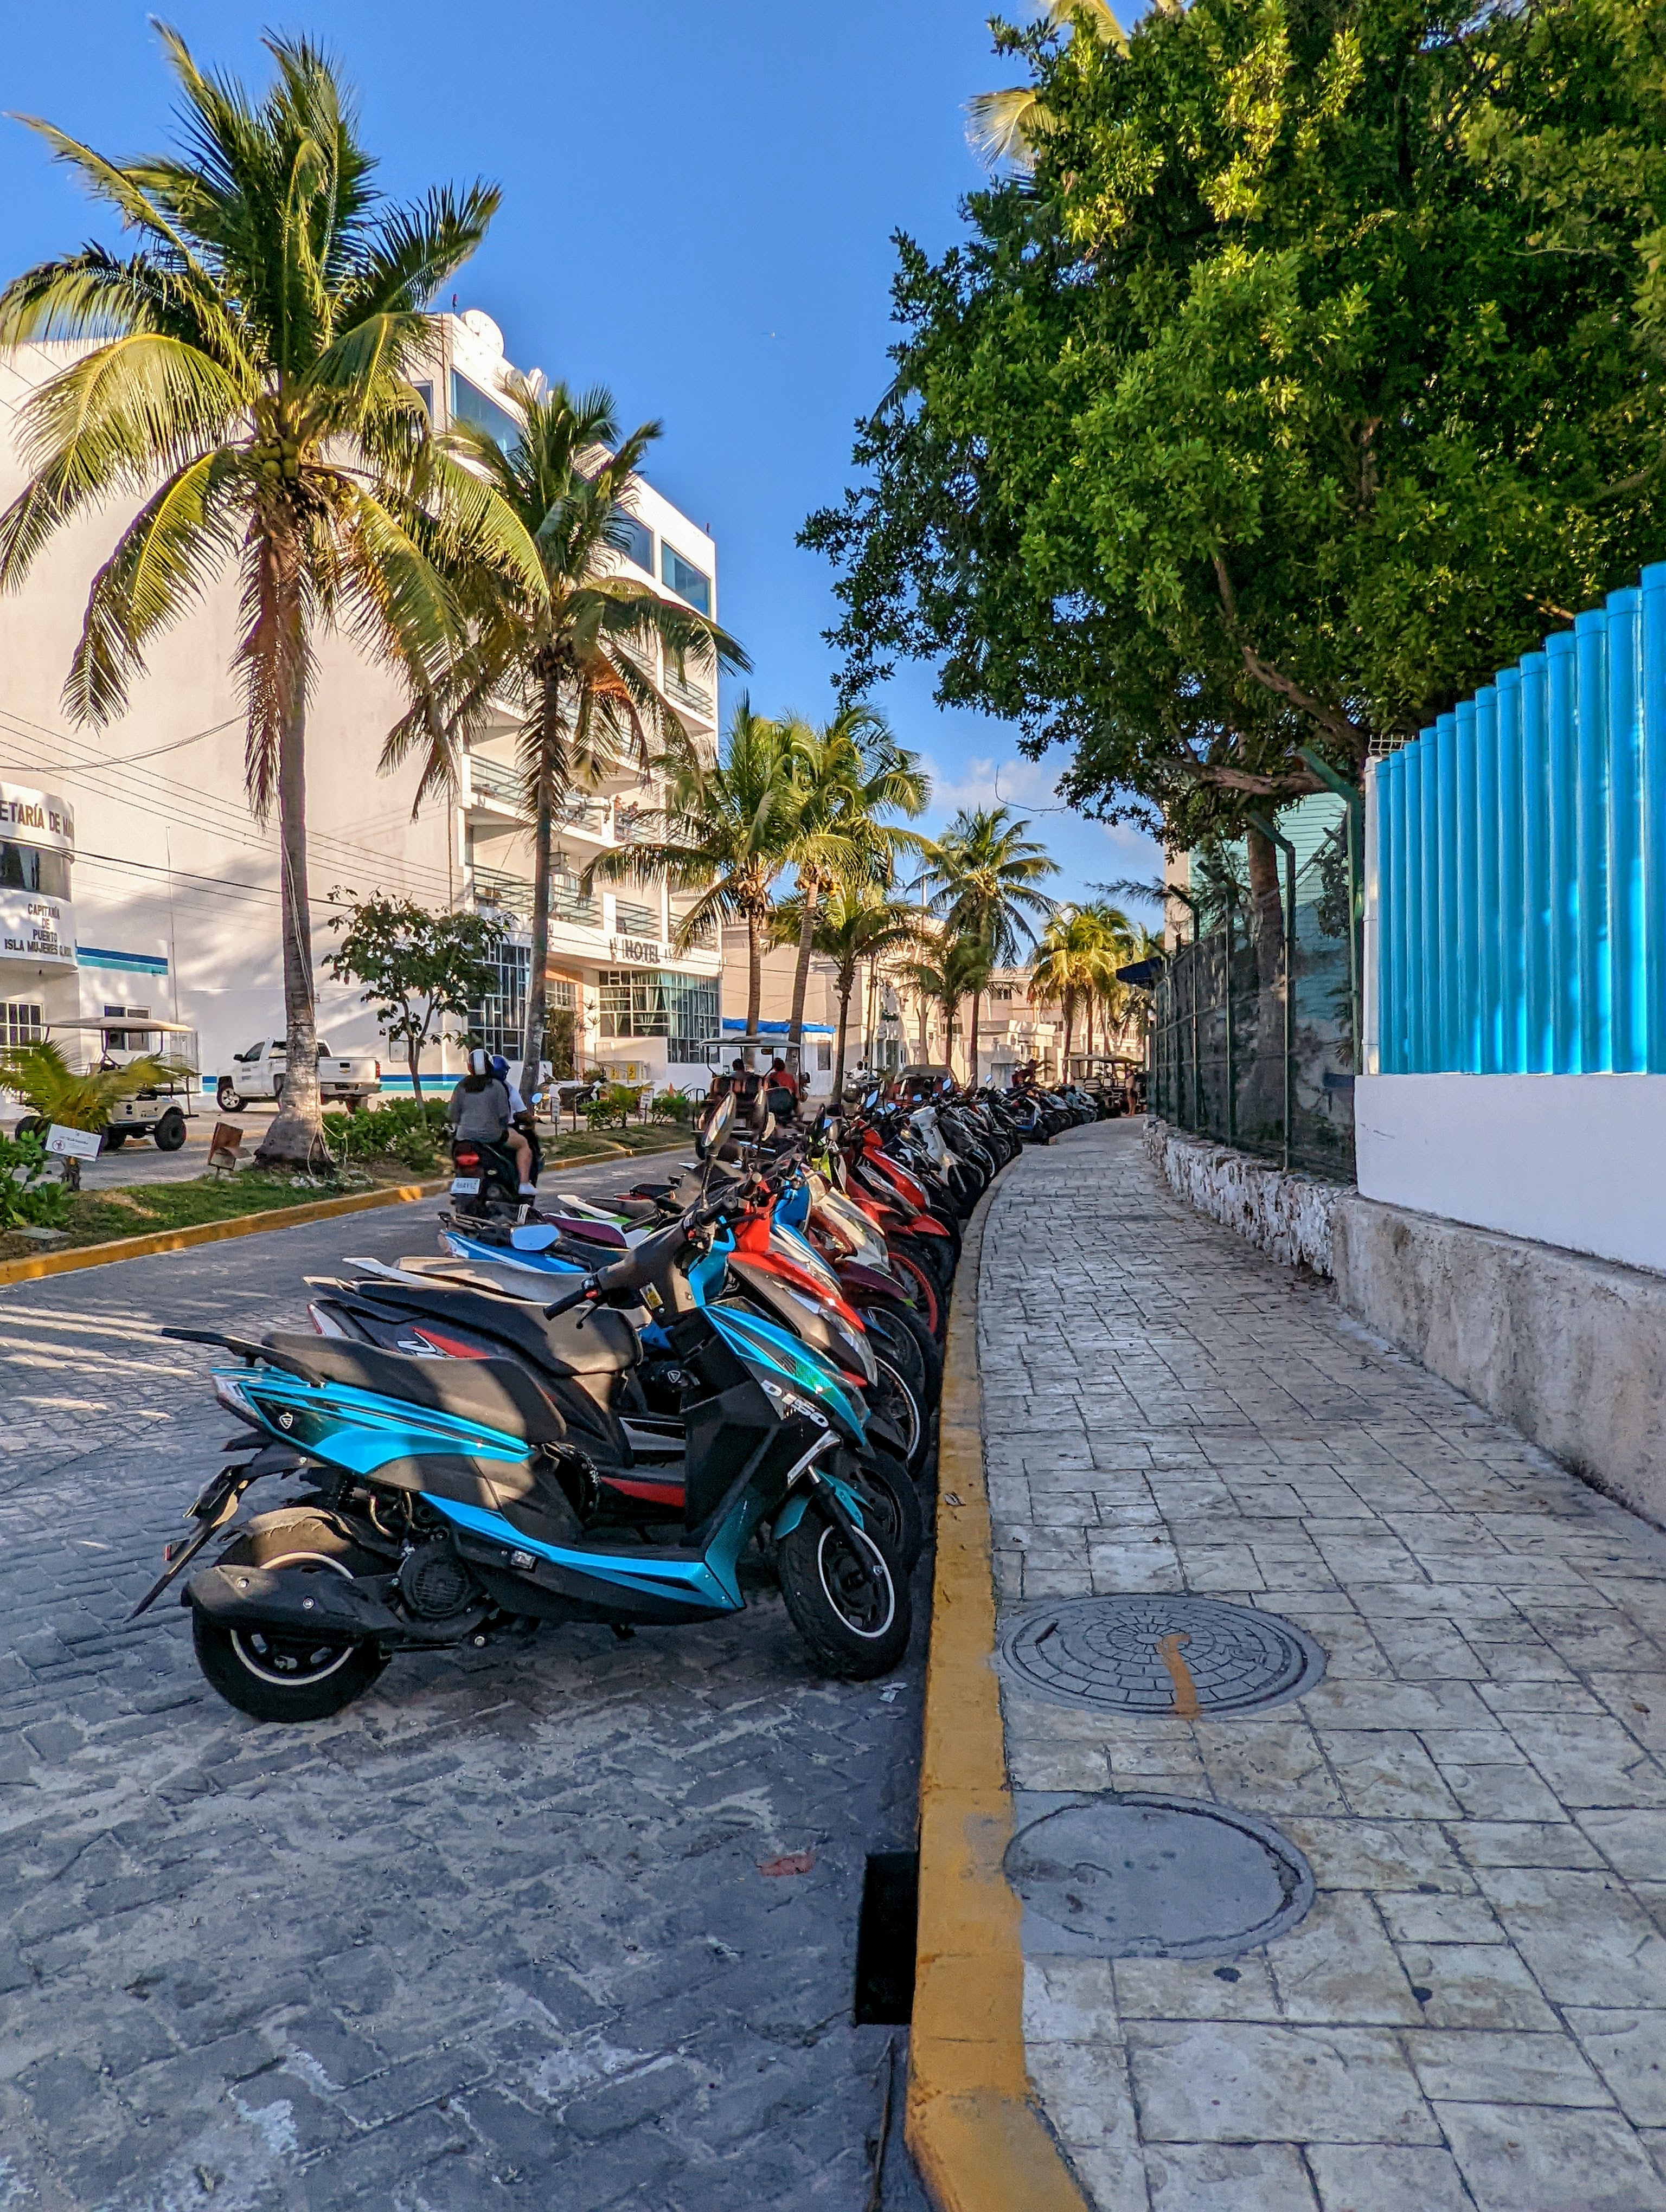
1373 563 1666 1074
557 795 611 835
664 666 714 718
472 869 599 931
1152 834 1357 1181
467 757 522 809
612 899 659 937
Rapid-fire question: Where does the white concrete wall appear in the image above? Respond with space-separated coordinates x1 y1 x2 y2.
1355 1072 1666 1275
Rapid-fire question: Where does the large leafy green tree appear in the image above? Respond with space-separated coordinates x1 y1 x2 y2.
0 28 542 1164
385 378 747 1100
805 0 1666 859
324 892 499 1102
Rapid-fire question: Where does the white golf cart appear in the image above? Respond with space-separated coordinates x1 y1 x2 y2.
42 1015 203 1152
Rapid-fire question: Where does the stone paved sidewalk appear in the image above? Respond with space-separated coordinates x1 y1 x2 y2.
981 1118 1666 2212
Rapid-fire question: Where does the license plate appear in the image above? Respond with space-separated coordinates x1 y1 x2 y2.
450 1175 482 1195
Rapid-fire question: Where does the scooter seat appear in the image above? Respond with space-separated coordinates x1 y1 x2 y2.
263 1334 568 1446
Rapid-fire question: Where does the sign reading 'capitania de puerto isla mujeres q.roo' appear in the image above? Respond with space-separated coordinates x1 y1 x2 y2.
0 781 76 968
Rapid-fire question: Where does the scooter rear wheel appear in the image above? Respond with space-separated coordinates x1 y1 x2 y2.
778 1514 911 1679
191 1512 389 1723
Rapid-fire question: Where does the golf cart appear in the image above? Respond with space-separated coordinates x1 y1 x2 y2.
43 1016 203 1151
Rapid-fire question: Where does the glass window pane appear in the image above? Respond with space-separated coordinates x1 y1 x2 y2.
614 514 653 573
450 371 522 453
659 545 711 616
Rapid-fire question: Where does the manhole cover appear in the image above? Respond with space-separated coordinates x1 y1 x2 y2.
1005 1792 1315 1959
997 1595 1324 1717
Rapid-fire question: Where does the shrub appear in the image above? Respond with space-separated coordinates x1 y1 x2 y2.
649 1089 695 1126
322 1096 449 1171
0 1129 73 1232
581 1083 640 1133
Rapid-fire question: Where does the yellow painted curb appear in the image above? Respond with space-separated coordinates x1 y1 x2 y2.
0 1178 445 1290
907 1193 1092 2212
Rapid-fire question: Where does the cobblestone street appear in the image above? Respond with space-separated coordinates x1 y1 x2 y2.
0 1172 928 2211
983 1120 1666 2212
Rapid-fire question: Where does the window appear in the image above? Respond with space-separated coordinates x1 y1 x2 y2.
549 977 576 1011
598 970 719 1064
2 1002 42 1047
613 513 653 573
450 371 522 452
659 544 711 615
412 381 433 419
0 843 69 898
816 1043 832 1072
470 940 529 1059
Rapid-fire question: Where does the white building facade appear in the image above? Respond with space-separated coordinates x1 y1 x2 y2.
0 312 724 1095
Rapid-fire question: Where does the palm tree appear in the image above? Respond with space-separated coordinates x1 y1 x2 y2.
598 700 796 1039
780 709 928 1055
899 933 993 1083
1032 907 1126 1074
966 1 1128 170
386 379 748 1098
1079 898 1136 1060
916 805 1056 1086
0 30 542 1164
773 882 925 1096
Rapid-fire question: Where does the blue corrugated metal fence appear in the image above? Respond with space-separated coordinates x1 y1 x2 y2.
1375 563 1666 1073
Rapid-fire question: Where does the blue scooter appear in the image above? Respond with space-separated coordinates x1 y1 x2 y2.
133 1160 911 1721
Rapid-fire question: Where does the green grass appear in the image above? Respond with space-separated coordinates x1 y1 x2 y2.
0 1125 692 1261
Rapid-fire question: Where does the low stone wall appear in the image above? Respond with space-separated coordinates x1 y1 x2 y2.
1331 1198 1666 1529
1145 1115 1666 1528
1143 1118 1342 1275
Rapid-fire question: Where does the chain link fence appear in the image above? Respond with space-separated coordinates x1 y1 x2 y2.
1150 823 1359 1182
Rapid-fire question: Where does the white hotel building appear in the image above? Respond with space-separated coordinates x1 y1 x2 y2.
0 311 724 1091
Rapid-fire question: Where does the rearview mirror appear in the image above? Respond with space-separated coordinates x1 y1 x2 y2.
696 1089 736 1159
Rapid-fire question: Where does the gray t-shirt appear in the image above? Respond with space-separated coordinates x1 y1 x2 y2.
447 1077 511 1141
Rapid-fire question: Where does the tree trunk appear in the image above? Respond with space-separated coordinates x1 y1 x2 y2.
968 988 982 1088
1243 824 1287 1138
254 691 323 1168
1061 988 1075 1078
918 982 930 1065
834 961 855 1097
408 1037 424 1106
787 877 819 1050
519 676 562 1107
746 909 764 1037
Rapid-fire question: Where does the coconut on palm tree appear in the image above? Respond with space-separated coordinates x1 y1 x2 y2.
779 709 927 1056
915 805 1057 1085
385 378 747 1098
0 29 544 1165
773 881 925 1096
594 699 796 1039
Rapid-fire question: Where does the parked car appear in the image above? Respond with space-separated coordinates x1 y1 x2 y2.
216 1038 381 1114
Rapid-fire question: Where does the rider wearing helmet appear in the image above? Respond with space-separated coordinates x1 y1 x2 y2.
447 1049 535 1195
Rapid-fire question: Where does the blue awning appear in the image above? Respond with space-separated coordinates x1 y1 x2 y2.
721 1017 835 1037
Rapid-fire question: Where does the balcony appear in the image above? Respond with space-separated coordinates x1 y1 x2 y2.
612 899 659 937
467 756 522 811
472 867 599 931
664 666 714 719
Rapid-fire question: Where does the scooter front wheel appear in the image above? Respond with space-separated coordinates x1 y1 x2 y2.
854 1449 924 1570
778 1514 912 1680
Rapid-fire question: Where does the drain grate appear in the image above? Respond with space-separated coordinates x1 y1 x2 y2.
997 1594 1325 1717
854 1850 919 2025
1005 1792 1315 1959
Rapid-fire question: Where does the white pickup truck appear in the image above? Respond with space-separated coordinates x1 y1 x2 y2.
216 1038 381 1114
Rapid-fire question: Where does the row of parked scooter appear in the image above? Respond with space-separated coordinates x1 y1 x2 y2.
136 1078 1079 1722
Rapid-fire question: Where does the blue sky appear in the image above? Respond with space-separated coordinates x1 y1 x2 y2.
0 0 1162 921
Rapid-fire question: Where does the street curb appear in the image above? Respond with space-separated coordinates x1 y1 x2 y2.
906 1184 1092 2212
0 1178 446 1290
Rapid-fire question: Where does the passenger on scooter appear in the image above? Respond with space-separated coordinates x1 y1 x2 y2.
448 1049 536 1197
